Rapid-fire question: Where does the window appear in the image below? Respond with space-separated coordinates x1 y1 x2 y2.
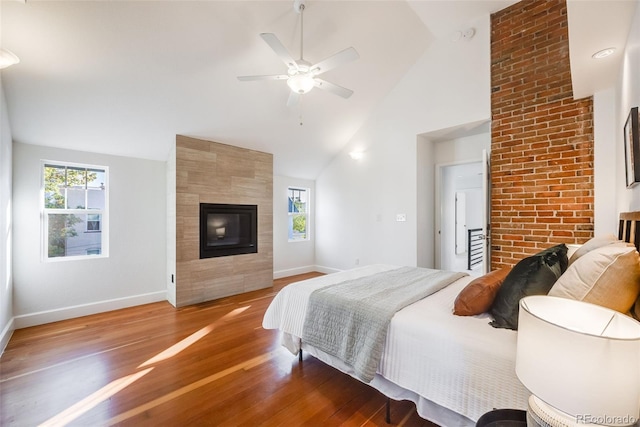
288 187 309 241
43 161 108 260
87 214 101 232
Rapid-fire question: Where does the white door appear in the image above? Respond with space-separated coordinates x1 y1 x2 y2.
481 149 491 274
455 192 466 255
438 162 484 272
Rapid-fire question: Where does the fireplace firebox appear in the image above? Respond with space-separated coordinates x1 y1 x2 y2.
200 203 258 259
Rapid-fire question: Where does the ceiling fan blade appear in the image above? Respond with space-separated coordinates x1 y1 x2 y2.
260 33 297 69
314 78 354 99
237 74 288 81
287 91 300 108
310 47 359 75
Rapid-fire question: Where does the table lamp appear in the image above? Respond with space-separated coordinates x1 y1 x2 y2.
516 295 640 427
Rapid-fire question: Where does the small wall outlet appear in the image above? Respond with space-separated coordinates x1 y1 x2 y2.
396 213 406 222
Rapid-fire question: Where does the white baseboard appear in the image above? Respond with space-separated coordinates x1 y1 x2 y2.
13 291 168 329
273 265 343 279
0 317 15 357
313 265 343 275
273 265 317 279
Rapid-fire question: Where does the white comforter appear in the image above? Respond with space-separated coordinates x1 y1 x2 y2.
262 265 530 425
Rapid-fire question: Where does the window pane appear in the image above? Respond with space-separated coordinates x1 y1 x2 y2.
87 169 106 190
48 213 102 258
288 188 307 214
67 188 86 209
44 165 66 208
66 167 87 188
288 214 307 241
87 189 105 209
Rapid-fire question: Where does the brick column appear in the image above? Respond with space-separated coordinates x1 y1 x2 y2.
490 0 594 269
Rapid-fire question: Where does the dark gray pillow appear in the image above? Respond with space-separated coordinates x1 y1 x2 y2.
489 244 568 330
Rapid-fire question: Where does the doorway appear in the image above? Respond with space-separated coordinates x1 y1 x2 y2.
416 120 491 270
437 161 484 273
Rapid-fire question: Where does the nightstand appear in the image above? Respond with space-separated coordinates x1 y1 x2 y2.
477 408 527 427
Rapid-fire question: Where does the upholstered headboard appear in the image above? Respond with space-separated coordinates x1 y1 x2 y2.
619 211 640 252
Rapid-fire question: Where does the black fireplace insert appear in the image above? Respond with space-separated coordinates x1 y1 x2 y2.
199 203 257 258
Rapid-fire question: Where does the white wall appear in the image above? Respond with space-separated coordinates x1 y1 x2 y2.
615 0 640 213
433 132 490 165
0 80 14 352
316 15 492 271
166 145 176 306
416 135 435 268
593 88 618 235
12 143 167 327
273 175 316 278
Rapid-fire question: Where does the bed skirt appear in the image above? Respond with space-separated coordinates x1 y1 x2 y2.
301 342 476 427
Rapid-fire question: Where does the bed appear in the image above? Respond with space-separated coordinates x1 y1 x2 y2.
262 212 640 426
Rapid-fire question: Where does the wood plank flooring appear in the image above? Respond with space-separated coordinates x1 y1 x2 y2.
0 273 438 426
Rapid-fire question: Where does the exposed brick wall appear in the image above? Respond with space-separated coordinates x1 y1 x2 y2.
490 0 594 269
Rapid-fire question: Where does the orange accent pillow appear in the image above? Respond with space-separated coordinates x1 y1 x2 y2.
454 268 511 316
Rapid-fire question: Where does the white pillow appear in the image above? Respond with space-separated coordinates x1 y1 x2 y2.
568 233 619 265
549 242 640 314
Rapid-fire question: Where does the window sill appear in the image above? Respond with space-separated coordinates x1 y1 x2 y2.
44 254 109 263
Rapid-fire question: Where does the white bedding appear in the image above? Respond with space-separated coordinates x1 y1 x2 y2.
262 265 530 426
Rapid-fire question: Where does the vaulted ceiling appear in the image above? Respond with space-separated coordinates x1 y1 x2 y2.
1 1 635 179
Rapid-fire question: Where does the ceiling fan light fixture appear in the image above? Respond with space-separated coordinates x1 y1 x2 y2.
287 74 315 94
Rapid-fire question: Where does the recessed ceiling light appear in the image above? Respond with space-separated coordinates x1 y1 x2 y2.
592 48 616 59
0 49 19 69
348 150 364 160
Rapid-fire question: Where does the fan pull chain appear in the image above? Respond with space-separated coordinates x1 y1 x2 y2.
299 95 304 126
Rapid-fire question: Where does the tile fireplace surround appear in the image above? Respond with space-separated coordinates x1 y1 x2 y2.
173 135 273 307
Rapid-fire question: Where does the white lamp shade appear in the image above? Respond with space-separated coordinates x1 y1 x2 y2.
287 74 315 94
516 296 640 426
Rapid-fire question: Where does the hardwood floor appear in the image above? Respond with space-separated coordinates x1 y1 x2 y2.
0 273 438 426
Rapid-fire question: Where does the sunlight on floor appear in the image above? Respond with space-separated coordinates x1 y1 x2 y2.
38 305 251 426
138 305 250 368
38 368 154 427
106 351 278 426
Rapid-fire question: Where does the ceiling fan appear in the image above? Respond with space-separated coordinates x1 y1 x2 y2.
237 0 359 107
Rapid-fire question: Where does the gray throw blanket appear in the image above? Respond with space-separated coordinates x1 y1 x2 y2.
302 266 467 382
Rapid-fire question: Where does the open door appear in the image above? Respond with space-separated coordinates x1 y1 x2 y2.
437 161 485 272
481 149 491 274
455 192 466 255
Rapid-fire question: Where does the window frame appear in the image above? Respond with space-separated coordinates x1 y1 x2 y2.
287 186 310 243
41 160 109 262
